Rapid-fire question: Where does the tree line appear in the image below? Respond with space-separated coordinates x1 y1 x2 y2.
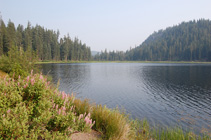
93 49 125 61
0 18 91 61
94 19 211 61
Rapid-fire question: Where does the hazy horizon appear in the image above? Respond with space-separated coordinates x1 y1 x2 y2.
1 0 211 52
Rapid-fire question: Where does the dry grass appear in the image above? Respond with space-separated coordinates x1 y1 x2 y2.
0 70 7 78
73 99 133 140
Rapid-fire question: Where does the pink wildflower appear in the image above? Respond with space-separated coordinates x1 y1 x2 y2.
53 103 55 109
18 75 21 79
7 109 11 114
79 114 83 120
58 109 61 115
91 121 95 128
62 106 66 111
24 83 28 88
89 119 92 124
87 113 90 118
2 114 5 118
84 117 89 124
31 78 35 86
70 106 73 111
18 82 20 86
56 104 58 110
62 91 65 99
27 76 30 82
40 75 43 80
62 110 66 116
73 118 75 122
31 70 33 75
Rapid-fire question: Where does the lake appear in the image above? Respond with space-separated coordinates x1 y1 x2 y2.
40 63 211 134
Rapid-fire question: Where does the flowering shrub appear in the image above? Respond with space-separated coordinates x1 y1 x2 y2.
76 112 95 132
0 72 95 139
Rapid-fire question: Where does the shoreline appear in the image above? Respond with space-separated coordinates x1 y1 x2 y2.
36 60 211 64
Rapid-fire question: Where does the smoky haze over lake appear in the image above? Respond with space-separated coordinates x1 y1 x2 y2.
40 63 211 134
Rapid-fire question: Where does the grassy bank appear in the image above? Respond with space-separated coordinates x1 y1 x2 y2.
0 73 210 139
36 60 211 64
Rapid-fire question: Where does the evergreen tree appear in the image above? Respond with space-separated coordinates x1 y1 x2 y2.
0 18 92 61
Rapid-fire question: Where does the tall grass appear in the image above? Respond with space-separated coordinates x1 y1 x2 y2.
91 105 132 140
73 99 211 140
72 98 133 139
152 127 210 140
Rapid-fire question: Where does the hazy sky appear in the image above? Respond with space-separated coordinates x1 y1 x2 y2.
1 0 211 52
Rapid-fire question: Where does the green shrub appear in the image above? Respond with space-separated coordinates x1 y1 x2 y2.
0 73 94 139
0 46 38 79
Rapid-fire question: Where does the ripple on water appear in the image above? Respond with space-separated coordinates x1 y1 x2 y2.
40 63 211 135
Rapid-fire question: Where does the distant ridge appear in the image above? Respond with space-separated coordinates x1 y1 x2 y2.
126 19 211 61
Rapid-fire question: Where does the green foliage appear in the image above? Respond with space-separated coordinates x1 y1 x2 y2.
73 98 92 116
0 18 92 61
0 73 94 139
73 100 132 140
0 46 38 79
130 119 151 140
126 19 211 61
91 105 131 140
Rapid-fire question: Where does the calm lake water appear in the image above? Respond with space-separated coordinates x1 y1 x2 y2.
40 63 211 134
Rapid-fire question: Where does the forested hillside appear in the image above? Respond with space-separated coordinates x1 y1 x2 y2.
126 19 211 61
94 19 211 61
1 18 211 62
0 19 91 61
